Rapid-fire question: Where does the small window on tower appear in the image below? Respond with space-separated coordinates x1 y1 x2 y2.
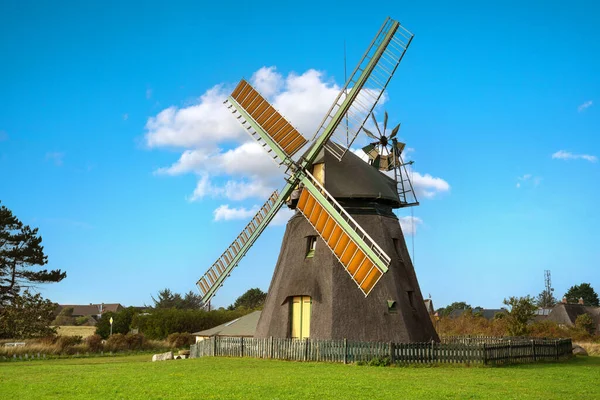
306 236 317 258
407 291 415 310
393 238 404 261
387 300 398 314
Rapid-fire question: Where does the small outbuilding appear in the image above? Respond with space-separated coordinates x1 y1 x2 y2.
193 311 262 343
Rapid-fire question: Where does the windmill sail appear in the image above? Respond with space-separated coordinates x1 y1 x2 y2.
226 80 307 165
196 191 283 304
296 171 391 295
308 18 413 162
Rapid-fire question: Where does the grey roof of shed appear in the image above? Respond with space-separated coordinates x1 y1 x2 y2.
194 311 262 337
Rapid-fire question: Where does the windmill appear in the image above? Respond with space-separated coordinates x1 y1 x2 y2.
195 17 438 342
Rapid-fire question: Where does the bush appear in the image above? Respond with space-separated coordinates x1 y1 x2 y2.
576 313 595 335
0 291 57 339
96 307 138 339
528 320 567 338
125 333 146 350
105 334 129 352
105 333 147 352
55 335 82 352
436 313 508 337
38 335 58 346
132 308 251 340
167 333 195 348
368 356 391 367
52 307 76 326
75 316 95 326
86 334 103 352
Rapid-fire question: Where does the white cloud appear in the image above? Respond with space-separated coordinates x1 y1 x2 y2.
399 216 422 236
578 100 593 112
250 66 283 98
213 205 259 221
188 174 218 201
146 66 449 224
351 147 450 199
271 69 341 136
221 180 274 201
187 174 274 203
45 152 65 166
552 150 597 163
271 208 295 226
213 204 294 226
145 85 245 148
411 171 450 199
516 173 541 189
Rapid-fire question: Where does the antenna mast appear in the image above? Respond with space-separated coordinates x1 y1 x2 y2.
544 270 552 296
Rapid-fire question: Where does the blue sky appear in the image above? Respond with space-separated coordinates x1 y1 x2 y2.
1 1 598 310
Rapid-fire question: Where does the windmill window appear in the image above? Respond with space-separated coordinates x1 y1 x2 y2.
393 238 404 261
306 236 317 258
407 291 415 310
387 300 398 314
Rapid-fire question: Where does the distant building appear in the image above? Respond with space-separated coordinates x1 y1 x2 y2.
423 299 435 315
55 303 124 320
546 300 600 332
532 307 553 323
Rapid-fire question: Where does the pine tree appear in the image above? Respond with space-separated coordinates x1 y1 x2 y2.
0 202 66 304
564 283 599 306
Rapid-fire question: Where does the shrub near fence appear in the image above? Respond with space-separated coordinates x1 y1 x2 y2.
190 337 573 366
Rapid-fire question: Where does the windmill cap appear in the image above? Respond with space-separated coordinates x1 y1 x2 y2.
312 143 401 207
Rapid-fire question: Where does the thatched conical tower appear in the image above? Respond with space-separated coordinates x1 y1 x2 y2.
254 148 439 342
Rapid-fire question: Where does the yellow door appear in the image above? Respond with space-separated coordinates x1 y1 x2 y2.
291 296 311 339
291 297 302 339
301 297 311 339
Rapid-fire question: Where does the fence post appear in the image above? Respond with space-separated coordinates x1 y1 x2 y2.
304 338 308 362
431 340 435 363
241 337 244 358
531 340 536 362
508 340 512 362
343 338 348 364
554 340 558 361
269 336 274 359
482 343 487 365
389 342 395 364
212 337 217 357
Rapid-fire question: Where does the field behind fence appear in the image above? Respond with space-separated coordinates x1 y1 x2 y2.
190 336 572 365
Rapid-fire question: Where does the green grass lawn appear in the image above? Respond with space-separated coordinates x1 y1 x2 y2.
1 355 598 399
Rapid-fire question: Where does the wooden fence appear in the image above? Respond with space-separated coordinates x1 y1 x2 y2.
190 336 572 365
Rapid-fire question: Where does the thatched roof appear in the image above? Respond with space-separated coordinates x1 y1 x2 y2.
547 303 600 326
